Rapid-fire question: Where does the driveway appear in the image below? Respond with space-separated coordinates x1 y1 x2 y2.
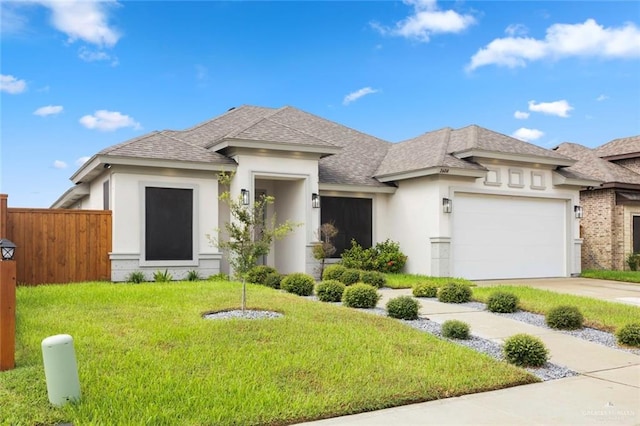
473 277 640 306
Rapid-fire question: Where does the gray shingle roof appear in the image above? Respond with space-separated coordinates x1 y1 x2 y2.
98 131 235 165
595 135 640 158
554 142 640 185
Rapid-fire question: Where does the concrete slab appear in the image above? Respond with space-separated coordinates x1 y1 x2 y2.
426 311 553 339
585 365 640 388
299 376 640 426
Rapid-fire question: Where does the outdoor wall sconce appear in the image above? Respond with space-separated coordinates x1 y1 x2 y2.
312 193 320 208
241 189 250 206
103 163 112 169
574 205 583 219
0 239 16 261
443 198 452 214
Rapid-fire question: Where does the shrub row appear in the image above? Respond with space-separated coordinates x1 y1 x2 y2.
340 239 407 273
322 265 386 288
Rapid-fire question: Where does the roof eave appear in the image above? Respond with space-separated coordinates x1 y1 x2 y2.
375 166 486 183
552 171 603 188
599 152 640 161
319 183 397 194
453 149 575 167
601 182 640 190
50 183 90 209
209 138 341 158
72 155 236 184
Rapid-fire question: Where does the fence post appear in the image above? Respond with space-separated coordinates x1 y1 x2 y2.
0 194 7 238
0 259 16 371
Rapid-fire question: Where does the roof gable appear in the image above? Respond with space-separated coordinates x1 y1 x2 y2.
595 135 640 159
554 142 640 185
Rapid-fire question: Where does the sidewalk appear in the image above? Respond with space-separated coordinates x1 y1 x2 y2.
300 281 640 425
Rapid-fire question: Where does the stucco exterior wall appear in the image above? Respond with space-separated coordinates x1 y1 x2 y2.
109 167 220 281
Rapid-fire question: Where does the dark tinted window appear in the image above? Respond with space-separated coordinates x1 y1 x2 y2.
145 187 193 261
321 196 372 257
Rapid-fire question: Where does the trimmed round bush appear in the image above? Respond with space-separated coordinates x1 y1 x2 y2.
438 282 472 303
246 265 277 285
322 264 347 281
360 270 386 288
486 291 519 313
263 272 284 289
413 282 438 298
339 268 362 286
281 273 315 296
441 319 470 339
503 333 549 367
616 323 640 347
342 283 380 309
316 280 346 303
386 296 419 320
545 305 584 330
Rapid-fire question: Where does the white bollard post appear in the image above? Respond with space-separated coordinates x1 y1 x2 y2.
41 334 81 406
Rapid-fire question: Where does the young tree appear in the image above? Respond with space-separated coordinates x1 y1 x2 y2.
312 222 338 278
210 173 297 313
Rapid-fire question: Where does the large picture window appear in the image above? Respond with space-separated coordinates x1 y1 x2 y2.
321 196 372 257
145 187 193 261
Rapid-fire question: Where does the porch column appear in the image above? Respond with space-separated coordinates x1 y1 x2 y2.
430 237 451 277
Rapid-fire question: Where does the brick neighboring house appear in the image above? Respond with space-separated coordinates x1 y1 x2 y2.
555 135 640 270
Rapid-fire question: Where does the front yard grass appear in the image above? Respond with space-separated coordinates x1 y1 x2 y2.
472 285 640 332
581 269 640 284
2 281 535 425
384 273 473 289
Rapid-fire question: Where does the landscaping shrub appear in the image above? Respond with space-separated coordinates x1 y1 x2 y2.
386 296 419 320
322 264 347 281
281 273 315 296
342 283 380 309
413 282 438 298
486 291 519 313
187 270 201 281
341 239 407 273
207 273 229 281
126 271 145 283
316 280 346 302
360 270 386 288
503 334 549 367
263 273 284 289
438 282 472 303
545 305 584 330
153 269 172 282
616 323 640 347
441 320 470 339
246 265 278 285
340 268 362 286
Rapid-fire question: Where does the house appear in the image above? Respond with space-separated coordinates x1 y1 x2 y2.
555 135 640 270
53 105 593 281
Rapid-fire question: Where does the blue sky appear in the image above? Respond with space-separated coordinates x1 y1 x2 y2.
1 0 639 207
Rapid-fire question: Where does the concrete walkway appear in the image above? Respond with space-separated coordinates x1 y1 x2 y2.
300 279 640 425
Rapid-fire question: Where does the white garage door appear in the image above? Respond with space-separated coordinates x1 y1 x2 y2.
452 194 566 280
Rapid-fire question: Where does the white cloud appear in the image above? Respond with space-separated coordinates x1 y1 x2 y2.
75 156 91 166
343 87 379 105
37 0 121 47
53 160 68 169
596 94 609 101
0 74 27 94
528 99 573 118
33 105 64 117
505 24 528 37
467 19 640 71
514 110 530 119
371 0 475 42
0 3 29 35
79 110 141 131
512 128 544 142
78 46 118 65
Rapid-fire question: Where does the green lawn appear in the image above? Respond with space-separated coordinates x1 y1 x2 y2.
385 273 473 289
2 281 535 425
472 285 640 332
581 270 640 284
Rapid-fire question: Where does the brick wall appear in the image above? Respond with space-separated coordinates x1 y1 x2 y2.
580 189 616 269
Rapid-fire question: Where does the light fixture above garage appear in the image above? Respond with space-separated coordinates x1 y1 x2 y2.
574 205 583 219
443 198 452 214
241 189 250 206
312 193 320 208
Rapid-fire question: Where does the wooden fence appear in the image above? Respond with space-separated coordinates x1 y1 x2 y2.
0 195 112 285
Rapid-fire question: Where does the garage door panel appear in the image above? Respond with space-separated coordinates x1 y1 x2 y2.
452 194 566 280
